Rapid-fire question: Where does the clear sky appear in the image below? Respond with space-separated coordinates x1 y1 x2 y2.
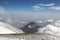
0 0 60 14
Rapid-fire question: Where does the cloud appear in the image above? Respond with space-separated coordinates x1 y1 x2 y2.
6 18 12 24
32 5 41 10
38 3 55 6
46 19 54 22
37 21 60 36
55 20 60 27
37 20 43 23
49 6 60 10
19 21 27 23
0 6 12 23
0 6 8 14
32 3 55 10
37 24 60 36
32 3 60 10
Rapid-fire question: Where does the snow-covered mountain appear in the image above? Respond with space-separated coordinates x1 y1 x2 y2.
1 13 60 36
0 22 24 34
1 6 60 36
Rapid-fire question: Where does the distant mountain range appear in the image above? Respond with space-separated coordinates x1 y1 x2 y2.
0 13 60 36
0 13 60 28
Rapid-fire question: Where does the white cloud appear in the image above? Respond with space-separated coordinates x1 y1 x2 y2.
55 20 60 27
0 6 8 14
45 3 55 6
37 20 43 23
37 24 60 36
38 3 55 6
0 17 3 20
32 5 41 10
49 6 60 10
56 20 60 23
55 22 60 27
32 3 60 10
0 6 13 24
6 18 12 24
32 3 55 10
46 19 54 22
19 21 27 23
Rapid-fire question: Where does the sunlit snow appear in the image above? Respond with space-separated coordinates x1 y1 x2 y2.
0 26 15 34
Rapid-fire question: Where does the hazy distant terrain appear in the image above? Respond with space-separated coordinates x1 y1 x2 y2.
0 13 60 28
1 13 60 36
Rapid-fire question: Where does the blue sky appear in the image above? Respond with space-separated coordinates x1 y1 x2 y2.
0 0 60 14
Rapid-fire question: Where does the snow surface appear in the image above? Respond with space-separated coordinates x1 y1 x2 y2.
0 26 15 34
21 39 25 40
0 22 16 34
0 22 24 34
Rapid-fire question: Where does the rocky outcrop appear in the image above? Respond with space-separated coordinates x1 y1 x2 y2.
20 22 40 33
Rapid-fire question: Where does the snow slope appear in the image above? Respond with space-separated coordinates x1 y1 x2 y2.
0 22 24 34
